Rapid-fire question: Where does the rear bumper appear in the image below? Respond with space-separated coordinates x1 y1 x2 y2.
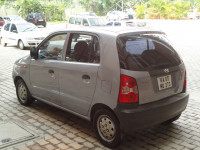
114 92 189 133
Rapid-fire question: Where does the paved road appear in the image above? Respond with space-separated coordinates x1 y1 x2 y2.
0 20 200 150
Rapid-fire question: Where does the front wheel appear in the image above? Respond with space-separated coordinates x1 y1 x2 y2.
18 40 25 50
16 79 34 106
93 109 121 148
1 38 7 47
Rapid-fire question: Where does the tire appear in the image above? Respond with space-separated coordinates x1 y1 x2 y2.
163 114 181 124
16 79 34 106
18 40 25 50
43 23 46 27
1 38 7 47
93 109 121 148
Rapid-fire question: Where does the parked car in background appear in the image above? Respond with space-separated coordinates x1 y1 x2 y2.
13 27 188 148
106 11 129 21
1 21 46 49
67 15 106 28
107 20 136 27
0 17 5 30
106 20 149 27
26 13 46 27
3 15 24 22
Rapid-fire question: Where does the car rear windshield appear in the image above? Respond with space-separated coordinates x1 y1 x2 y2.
117 33 182 71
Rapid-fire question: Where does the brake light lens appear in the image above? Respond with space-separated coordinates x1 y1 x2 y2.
34 18 37 23
118 75 138 103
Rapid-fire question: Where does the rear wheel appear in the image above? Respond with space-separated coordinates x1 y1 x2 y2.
18 40 25 50
163 114 181 124
16 79 34 106
93 109 121 148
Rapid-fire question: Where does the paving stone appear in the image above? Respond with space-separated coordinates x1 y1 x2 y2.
37 139 49 146
69 142 84 149
61 137 74 144
57 143 69 149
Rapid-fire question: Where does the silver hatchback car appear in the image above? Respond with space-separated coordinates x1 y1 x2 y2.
13 27 189 148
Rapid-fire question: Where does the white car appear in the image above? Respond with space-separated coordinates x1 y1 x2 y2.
1 21 46 50
106 11 129 21
67 15 106 28
106 20 149 27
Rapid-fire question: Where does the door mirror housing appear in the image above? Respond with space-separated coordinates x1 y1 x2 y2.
30 47 38 59
12 30 18 33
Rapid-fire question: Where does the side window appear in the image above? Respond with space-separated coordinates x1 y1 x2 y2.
66 33 100 63
69 17 75 24
38 33 67 60
4 23 10 31
107 22 113 26
10 24 17 33
75 17 82 25
114 22 121 26
83 18 89 26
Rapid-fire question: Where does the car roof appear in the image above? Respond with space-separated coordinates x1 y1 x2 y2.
53 27 164 37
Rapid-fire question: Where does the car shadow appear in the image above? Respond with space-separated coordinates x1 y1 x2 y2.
27 100 184 149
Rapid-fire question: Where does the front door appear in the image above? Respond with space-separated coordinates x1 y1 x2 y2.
9 23 18 45
30 33 68 105
59 33 100 115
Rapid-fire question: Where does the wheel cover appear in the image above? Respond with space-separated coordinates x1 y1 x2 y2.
19 41 24 49
97 114 116 142
18 83 27 102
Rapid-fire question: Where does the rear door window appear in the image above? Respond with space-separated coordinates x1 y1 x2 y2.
117 34 182 71
75 17 82 25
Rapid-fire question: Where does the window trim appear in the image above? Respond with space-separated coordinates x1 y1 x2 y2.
36 32 69 61
64 32 101 64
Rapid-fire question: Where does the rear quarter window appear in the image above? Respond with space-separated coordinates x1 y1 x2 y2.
117 34 182 71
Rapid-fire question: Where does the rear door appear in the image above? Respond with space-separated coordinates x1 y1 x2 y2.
59 32 100 115
117 33 185 104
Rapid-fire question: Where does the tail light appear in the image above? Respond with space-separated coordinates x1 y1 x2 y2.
34 18 37 23
118 75 138 103
44 18 46 22
182 70 187 92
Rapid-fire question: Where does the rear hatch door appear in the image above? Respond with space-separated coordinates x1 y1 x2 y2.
117 33 185 104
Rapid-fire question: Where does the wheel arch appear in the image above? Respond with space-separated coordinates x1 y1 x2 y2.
14 76 24 86
90 103 120 124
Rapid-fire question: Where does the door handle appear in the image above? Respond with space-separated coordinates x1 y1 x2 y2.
82 74 90 84
48 69 54 74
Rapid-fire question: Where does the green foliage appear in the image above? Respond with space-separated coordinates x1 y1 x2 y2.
13 0 67 21
134 4 147 19
134 0 191 19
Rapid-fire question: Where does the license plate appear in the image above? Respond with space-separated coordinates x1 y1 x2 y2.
39 19 43 21
157 75 172 90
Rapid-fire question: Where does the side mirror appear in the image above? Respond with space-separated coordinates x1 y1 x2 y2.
83 23 89 26
30 47 38 59
12 30 18 33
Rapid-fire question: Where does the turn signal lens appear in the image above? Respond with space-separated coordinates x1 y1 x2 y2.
118 75 138 103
